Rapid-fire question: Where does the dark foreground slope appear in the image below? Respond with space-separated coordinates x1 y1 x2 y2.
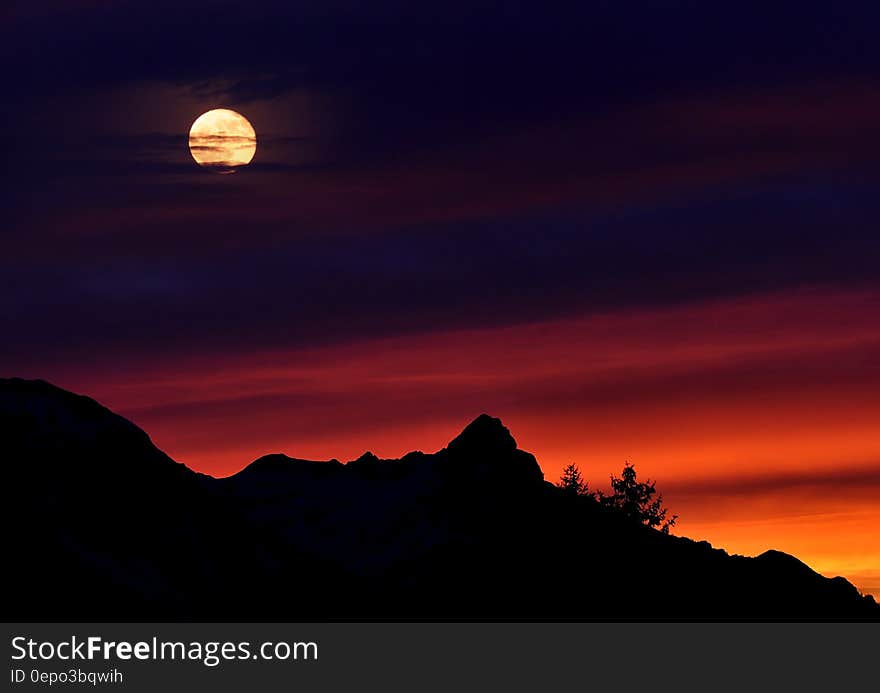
2 378 877 620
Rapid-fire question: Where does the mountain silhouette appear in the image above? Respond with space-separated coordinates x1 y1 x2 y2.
2 377 877 620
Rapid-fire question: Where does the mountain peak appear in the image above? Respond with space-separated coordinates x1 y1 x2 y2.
446 414 517 456
350 451 380 465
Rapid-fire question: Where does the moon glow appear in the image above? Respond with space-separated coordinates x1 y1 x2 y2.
188 109 257 173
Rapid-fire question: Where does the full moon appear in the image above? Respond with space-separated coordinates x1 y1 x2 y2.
188 109 257 173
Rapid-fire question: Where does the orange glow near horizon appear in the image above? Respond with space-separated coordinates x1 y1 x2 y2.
36 287 880 599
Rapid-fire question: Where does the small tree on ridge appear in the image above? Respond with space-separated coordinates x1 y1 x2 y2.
557 463 594 498
602 463 677 533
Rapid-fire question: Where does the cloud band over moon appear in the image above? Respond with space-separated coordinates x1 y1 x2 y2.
188 109 256 173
